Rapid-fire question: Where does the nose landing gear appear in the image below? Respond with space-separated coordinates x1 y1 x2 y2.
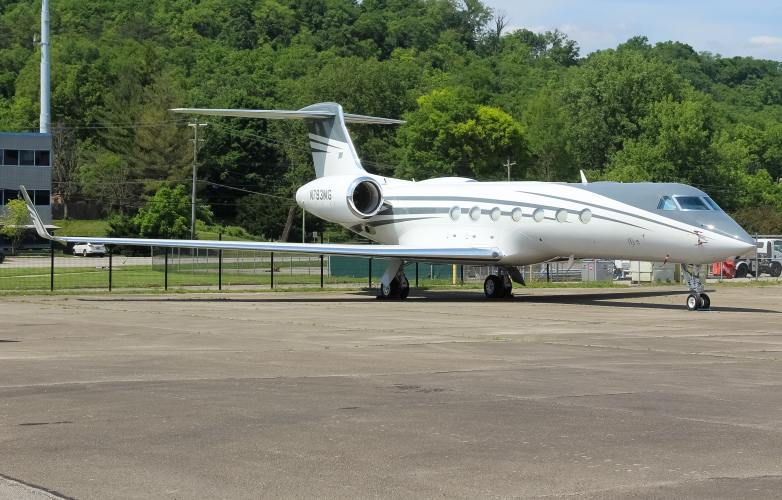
683 265 710 311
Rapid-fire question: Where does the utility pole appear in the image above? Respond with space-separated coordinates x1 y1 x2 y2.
504 157 516 181
188 118 207 240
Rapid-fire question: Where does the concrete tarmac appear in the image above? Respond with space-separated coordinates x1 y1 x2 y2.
1 285 781 499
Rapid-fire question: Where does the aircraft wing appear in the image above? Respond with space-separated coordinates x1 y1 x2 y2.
21 187 500 263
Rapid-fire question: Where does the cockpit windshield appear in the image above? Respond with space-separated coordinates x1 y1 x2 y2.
657 195 724 211
675 196 710 211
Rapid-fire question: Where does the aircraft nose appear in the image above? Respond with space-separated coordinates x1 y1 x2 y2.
731 232 756 255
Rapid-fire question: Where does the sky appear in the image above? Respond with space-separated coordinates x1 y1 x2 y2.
484 0 782 61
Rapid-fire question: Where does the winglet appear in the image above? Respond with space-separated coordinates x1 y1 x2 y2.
20 186 55 241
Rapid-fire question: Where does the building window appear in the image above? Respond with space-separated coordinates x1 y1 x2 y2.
2 149 19 165
35 150 51 166
19 150 35 165
33 190 51 206
0 149 51 166
2 189 20 204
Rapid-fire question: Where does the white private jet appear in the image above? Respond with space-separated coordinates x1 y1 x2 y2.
22 102 755 310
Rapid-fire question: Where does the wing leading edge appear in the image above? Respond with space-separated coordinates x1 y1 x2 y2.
20 187 501 263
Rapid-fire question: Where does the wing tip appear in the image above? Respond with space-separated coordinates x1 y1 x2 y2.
19 185 53 240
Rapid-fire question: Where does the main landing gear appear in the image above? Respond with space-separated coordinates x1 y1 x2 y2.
682 264 710 311
378 258 410 300
483 267 525 299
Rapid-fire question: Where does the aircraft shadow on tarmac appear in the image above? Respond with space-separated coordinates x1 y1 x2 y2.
77 289 779 313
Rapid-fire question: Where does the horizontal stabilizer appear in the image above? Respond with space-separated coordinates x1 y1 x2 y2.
170 108 405 125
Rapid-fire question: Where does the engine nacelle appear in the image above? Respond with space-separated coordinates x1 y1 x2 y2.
296 175 384 224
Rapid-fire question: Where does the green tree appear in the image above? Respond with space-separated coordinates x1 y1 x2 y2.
0 199 29 255
397 88 525 180
561 49 690 173
134 184 213 239
79 149 139 214
732 205 782 235
51 122 81 218
521 86 573 181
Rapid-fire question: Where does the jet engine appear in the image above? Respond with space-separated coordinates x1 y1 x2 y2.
296 175 384 224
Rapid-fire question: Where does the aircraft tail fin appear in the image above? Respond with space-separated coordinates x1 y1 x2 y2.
170 103 404 179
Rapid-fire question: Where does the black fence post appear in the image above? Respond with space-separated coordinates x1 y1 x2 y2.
218 233 222 291
108 246 112 292
320 255 324 287
270 252 274 289
368 258 372 289
164 247 168 290
50 245 54 292
460 264 464 284
415 262 419 287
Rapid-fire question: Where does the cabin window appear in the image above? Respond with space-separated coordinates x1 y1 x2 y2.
657 196 676 210
579 209 592 224
674 196 710 211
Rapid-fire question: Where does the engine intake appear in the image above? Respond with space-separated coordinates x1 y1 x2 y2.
348 177 383 218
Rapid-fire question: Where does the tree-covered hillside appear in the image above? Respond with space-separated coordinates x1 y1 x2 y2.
2 0 781 237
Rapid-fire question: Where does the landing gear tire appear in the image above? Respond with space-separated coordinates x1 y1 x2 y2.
380 277 408 300
686 293 702 311
503 280 513 297
399 275 410 300
484 275 502 298
380 278 398 299
699 293 710 309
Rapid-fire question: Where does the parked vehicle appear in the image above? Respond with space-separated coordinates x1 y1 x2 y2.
72 242 106 257
734 239 782 278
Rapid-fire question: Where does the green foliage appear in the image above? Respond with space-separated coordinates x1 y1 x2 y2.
732 205 782 235
134 184 213 239
521 86 572 181
562 49 691 173
0 199 28 254
397 88 525 179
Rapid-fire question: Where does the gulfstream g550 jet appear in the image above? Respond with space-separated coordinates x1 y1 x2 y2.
22 102 755 310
